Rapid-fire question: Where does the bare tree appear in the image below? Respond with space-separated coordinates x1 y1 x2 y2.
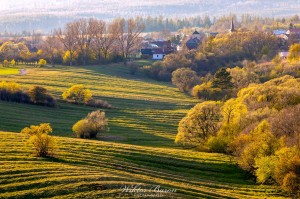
89 19 106 64
73 19 95 65
113 18 144 65
55 23 77 66
102 22 117 63
41 33 62 65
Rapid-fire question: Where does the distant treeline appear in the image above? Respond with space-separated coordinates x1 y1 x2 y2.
136 14 300 33
135 16 214 32
1 14 300 36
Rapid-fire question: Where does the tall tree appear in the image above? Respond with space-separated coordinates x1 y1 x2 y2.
73 19 95 65
212 68 234 89
55 22 77 66
89 19 106 64
113 18 144 64
41 33 62 65
175 101 221 146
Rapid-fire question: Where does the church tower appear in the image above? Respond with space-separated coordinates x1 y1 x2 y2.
230 18 235 33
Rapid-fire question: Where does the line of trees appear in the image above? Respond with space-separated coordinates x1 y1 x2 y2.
0 17 144 66
53 18 144 66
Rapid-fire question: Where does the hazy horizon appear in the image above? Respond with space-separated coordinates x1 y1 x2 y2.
0 0 300 33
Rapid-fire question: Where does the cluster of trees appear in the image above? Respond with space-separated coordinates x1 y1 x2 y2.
203 31 279 61
210 14 300 33
62 84 112 109
142 30 282 86
138 16 213 32
165 42 300 100
0 81 113 109
192 67 233 100
0 30 48 66
0 17 144 66
0 81 55 107
142 53 192 81
53 18 144 65
176 75 300 195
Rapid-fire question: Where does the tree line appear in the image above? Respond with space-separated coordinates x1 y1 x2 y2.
0 18 144 66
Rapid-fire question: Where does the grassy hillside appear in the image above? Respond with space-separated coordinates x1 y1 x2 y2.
0 132 286 198
0 63 288 198
0 63 197 147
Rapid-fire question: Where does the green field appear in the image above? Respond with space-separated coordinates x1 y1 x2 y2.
0 63 288 198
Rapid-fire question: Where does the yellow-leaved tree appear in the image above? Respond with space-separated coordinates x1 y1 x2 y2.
287 43 300 63
21 123 56 157
175 101 222 148
62 84 92 104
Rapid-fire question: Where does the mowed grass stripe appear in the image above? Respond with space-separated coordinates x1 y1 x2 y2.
0 132 287 198
0 63 287 198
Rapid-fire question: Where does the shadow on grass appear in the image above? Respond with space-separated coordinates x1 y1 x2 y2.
100 95 182 110
73 64 173 87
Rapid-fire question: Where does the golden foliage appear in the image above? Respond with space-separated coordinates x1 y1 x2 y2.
21 123 56 157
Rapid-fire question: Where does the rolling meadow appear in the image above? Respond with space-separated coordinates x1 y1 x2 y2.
0 64 288 198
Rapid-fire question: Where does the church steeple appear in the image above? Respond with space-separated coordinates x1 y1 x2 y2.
230 18 235 32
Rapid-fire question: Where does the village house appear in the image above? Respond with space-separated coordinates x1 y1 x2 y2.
152 49 166 60
140 40 176 60
286 24 300 43
186 30 201 50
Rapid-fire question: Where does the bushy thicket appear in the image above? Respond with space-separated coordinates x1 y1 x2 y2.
86 98 112 109
62 84 112 109
62 84 92 104
0 81 56 107
176 76 300 195
142 30 282 84
142 54 192 81
28 86 56 107
171 68 200 93
192 68 234 100
192 57 300 101
21 123 56 157
72 110 109 139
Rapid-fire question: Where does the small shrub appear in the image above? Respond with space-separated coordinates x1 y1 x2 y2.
62 84 92 104
86 98 112 109
192 82 226 100
38 59 47 67
72 110 109 139
21 123 56 157
3 60 9 67
28 86 56 107
10 59 16 66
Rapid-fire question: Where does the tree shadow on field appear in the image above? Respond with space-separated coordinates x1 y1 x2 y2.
101 122 176 148
76 64 174 87
99 96 182 110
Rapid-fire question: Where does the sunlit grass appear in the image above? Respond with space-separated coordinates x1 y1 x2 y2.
0 64 198 147
0 63 288 198
0 132 287 198
0 67 19 75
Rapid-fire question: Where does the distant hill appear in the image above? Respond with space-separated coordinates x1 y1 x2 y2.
0 0 299 33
